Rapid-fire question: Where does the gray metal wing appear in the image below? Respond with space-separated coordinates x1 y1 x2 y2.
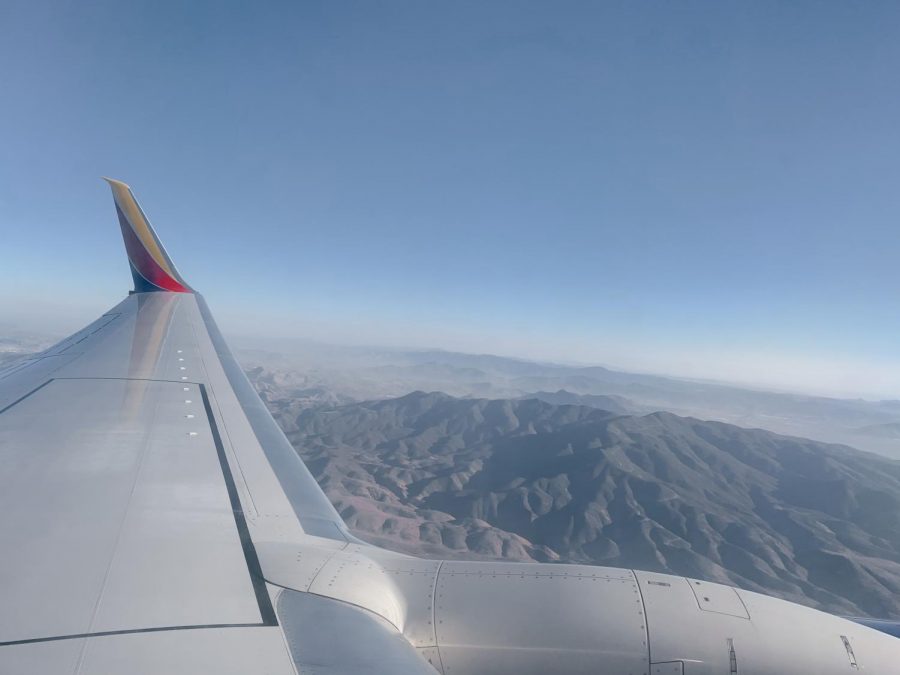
0 180 433 674
1 181 897 675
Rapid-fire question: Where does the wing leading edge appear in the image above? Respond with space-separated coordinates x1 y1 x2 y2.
0 182 897 675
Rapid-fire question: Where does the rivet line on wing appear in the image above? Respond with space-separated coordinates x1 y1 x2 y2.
181 353 197 437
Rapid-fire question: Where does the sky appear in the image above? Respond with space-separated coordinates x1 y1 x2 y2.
1 1 899 399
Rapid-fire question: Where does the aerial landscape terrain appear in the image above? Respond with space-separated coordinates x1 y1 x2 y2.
241 341 900 619
2 330 899 618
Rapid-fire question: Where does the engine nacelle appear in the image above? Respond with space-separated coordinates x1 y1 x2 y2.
261 542 900 674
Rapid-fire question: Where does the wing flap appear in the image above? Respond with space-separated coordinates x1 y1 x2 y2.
0 377 264 644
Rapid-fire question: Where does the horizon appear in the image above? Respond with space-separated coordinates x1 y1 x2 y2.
5 312 898 403
2 2 899 400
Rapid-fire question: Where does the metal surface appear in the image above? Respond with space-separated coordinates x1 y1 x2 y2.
433 562 649 675
0 377 263 643
0 626 295 675
0 287 433 673
277 589 437 674
637 569 897 674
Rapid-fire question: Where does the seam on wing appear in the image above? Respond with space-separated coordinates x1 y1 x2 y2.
631 568 652 668
200 383 278 626
304 548 343 590
0 624 273 647
73 381 167 672
431 560 444 648
431 560 446 673
187 306 261 517
55 376 202 383
0 379 55 415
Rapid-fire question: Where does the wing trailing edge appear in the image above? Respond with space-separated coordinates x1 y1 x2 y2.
103 177 192 293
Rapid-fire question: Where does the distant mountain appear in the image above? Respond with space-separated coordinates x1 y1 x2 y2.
238 345 900 459
247 365 355 410
521 389 641 415
272 391 900 618
855 422 900 439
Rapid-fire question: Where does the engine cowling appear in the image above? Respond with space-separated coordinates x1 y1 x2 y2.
261 541 900 674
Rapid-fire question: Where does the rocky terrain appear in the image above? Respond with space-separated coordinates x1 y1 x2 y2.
258 386 900 618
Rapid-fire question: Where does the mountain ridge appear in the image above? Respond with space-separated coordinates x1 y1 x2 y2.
238 346 900 458
268 389 900 618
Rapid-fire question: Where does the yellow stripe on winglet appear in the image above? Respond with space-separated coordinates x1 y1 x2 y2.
102 177 178 279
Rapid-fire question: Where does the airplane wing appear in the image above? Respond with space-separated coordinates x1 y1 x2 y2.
0 180 896 675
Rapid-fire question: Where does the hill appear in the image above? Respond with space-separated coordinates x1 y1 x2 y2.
271 391 900 618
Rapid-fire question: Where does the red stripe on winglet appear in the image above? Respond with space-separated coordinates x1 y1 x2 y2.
116 206 190 293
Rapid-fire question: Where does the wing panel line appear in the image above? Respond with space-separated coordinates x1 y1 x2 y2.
0 623 268 647
195 295 348 535
0 378 278 645
199 383 278 626
0 380 54 415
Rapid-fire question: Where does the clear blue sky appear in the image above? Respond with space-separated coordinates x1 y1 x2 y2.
1 1 899 398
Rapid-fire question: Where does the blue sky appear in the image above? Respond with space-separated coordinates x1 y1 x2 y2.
1 1 899 398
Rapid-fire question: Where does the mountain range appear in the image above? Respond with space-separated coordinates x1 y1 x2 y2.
237 343 900 459
263 388 900 618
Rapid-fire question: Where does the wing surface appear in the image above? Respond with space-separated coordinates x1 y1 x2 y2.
0 180 435 675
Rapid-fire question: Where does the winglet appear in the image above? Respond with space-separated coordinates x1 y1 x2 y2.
104 178 192 293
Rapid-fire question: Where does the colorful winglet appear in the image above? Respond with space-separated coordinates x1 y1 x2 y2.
104 178 192 293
